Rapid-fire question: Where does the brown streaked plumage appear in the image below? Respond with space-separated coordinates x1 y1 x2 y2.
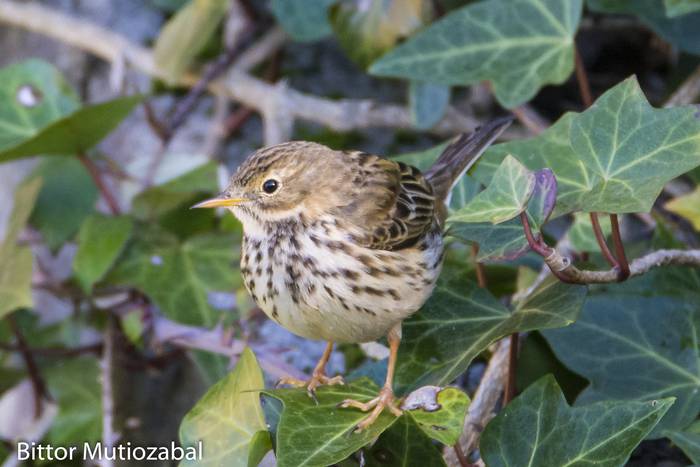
193 117 512 430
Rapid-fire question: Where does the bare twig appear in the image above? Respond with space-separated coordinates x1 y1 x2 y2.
510 105 548 135
471 244 487 288
0 342 102 357
7 314 50 418
665 64 700 107
504 333 519 404
610 214 630 280
590 212 618 268
574 47 593 108
78 153 121 215
100 320 119 467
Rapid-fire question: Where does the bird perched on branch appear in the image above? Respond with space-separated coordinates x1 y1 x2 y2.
193 118 511 431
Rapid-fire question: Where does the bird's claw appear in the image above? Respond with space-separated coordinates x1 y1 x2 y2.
276 373 345 400
339 386 403 432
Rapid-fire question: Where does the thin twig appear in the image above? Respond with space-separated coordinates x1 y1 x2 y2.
590 212 618 267
100 319 119 467
7 314 50 418
471 244 487 288
510 105 548 135
574 47 593 108
504 333 519 404
78 153 121 215
0 342 102 357
610 214 630 280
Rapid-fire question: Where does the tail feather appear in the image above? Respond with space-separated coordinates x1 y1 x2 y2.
425 116 513 204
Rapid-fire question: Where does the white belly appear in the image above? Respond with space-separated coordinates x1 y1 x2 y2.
240 216 443 343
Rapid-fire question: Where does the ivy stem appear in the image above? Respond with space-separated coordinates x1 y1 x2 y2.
78 153 121 215
520 212 576 284
610 214 631 280
8 313 50 418
574 46 593 108
504 333 519 404
590 213 618 267
471 243 487 288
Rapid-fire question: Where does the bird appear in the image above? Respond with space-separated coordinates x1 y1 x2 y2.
193 117 511 431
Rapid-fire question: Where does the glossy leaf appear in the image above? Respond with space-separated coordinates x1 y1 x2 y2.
365 415 446 467
247 430 273 467
180 347 267 467
567 212 612 253
270 0 336 42
545 268 700 436
665 187 700 230
73 214 134 292
481 375 674 467
396 270 587 391
108 227 240 326
370 0 583 108
667 420 700 463
29 158 98 250
263 379 397 467
665 0 700 16
450 156 535 224
474 77 700 216
0 179 42 319
409 81 451 130
402 386 469 445
153 0 229 84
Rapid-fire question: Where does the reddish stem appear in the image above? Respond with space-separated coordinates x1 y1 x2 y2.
590 213 618 267
574 47 593 108
610 214 631 281
78 154 121 215
8 314 50 418
471 243 487 288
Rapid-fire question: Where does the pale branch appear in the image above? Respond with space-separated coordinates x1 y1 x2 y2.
0 0 481 146
665 64 700 107
443 338 510 467
99 321 119 467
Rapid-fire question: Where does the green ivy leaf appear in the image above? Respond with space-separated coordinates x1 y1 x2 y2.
396 270 587 391
409 81 451 130
665 0 700 16
449 155 536 224
665 187 700 231
153 0 229 84
481 375 674 467
29 158 98 250
403 386 469 445
370 0 583 108
474 77 700 216
588 0 700 54
108 227 240 326
0 178 42 319
45 357 102 445
567 212 613 252
667 420 700 463
263 379 397 467
270 0 336 42
330 0 432 69
247 430 273 467
544 268 700 436
73 214 134 292
180 347 267 467
365 414 447 467
0 59 78 153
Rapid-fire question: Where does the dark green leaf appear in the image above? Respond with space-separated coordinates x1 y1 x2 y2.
474 77 700 215
180 347 267 467
108 227 240 326
263 379 397 467
270 0 336 42
73 214 133 292
396 270 587 391
247 430 273 467
667 420 700 463
45 356 102 445
403 386 469 445
544 268 700 436
665 0 700 17
29 158 98 250
409 81 451 130
481 375 674 467
365 414 447 467
370 0 583 108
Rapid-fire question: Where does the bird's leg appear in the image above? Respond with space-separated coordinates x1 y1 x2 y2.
277 341 344 398
339 323 403 432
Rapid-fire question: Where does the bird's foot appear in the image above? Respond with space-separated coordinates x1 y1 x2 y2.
339 386 403 432
277 371 344 400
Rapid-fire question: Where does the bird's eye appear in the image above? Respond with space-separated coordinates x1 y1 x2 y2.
262 179 279 194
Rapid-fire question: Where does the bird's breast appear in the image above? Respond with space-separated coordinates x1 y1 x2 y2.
240 215 444 343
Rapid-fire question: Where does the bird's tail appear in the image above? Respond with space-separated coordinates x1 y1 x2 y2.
425 117 513 204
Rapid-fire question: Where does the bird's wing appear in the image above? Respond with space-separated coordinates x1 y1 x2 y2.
337 152 436 251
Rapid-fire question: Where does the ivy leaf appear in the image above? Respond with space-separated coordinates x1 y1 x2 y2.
107 227 240 326
544 268 700 436
474 77 700 216
45 357 102 445
28 158 98 250
665 0 700 16
153 0 229 84
409 82 451 130
73 214 134 292
667 420 700 463
449 156 536 224
330 0 432 69
402 386 469 445
567 212 612 252
270 0 336 42
370 0 583 108
665 187 700 231
247 430 273 467
180 347 267 467
396 270 587 391
449 168 557 262
481 375 674 467
0 179 42 319
365 415 447 467
263 379 397 467
588 0 700 54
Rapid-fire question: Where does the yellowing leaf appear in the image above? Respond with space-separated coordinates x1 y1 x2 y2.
665 187 700 230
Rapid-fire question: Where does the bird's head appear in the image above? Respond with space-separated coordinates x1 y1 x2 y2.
192 141 350 226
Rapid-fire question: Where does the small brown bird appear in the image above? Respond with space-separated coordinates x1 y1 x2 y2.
194 118 510 430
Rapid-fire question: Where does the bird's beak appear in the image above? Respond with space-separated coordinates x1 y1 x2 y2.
190 197 246 209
